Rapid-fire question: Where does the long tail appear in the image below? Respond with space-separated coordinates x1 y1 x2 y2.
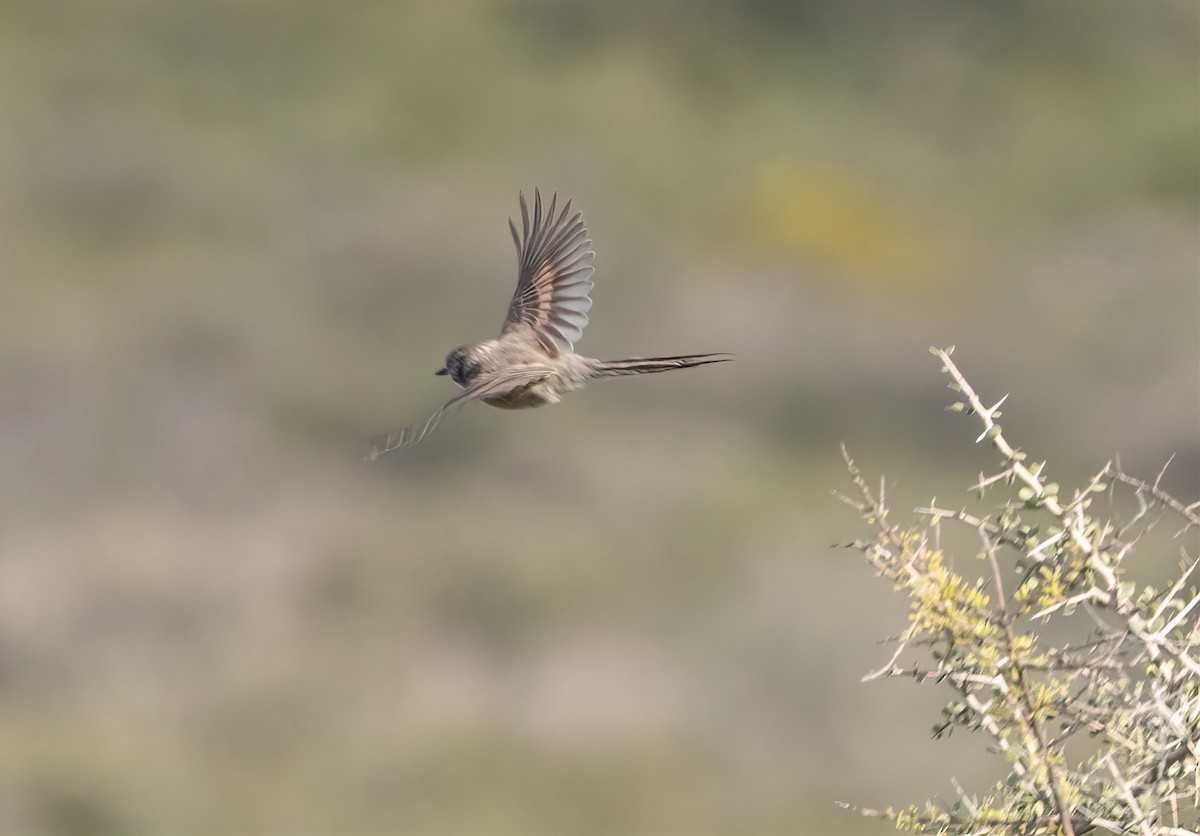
588 353 733 378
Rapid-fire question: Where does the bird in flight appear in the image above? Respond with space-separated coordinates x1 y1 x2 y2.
366 189 731 459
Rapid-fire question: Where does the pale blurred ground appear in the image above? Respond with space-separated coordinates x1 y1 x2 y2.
0 2 1197 833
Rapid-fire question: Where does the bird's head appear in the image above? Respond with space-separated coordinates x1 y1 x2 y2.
437 346 479 387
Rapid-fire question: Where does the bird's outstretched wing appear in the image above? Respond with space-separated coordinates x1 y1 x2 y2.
364 365 553 459
501 189 595 356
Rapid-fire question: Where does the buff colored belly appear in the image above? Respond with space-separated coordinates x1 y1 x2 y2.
481 379 560 410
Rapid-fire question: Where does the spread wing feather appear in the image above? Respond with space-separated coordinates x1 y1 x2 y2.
364 365 553 459
501 189 595 355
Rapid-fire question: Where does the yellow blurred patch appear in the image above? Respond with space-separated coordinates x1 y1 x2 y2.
733 162 960 296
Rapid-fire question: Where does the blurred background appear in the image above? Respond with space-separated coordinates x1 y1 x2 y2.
0 1 1196 832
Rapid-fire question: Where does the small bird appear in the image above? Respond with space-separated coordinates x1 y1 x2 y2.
366 189 731 458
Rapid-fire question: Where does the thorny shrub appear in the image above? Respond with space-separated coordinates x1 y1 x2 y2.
839 348 1199 835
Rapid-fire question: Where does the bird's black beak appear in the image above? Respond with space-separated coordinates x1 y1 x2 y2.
435 368 448 376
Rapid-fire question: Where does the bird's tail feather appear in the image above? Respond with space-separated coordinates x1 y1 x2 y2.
588 353 733 378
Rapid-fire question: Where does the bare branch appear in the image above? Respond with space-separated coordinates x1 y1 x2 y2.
1104 755 1154 836
1108 463 1200 529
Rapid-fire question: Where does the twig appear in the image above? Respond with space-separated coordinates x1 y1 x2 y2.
915 505 1031 553
1104 755 1154 836
862 622 920 682
932 348 1119 603
1107 464 1200 529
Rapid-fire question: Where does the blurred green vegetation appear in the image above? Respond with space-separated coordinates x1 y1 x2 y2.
0 1 1195 833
